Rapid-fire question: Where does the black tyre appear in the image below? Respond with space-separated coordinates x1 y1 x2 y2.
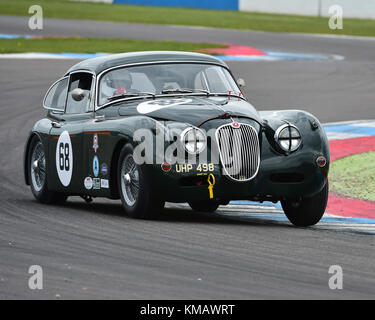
117 143 163 219
28 135 67 204
189 200 219 213
281 181 329 227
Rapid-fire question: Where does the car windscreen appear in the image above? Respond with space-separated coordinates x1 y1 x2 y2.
98 63 240 106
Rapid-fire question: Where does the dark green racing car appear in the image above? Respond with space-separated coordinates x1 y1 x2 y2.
24 51 330 226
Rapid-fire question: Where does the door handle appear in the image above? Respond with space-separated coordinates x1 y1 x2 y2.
51 121 61 128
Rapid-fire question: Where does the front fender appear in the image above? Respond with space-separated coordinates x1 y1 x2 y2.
24 119 52 185
24 131 35 185
260 109 329 160
258 109 329 197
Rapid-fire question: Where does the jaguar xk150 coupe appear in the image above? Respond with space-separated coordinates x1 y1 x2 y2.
24 51 329 226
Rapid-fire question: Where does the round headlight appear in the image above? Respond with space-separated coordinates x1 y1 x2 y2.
275 123 302 153
181 127 206 154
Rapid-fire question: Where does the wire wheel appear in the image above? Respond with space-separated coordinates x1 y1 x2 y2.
120 154 140 206
30 141 46 192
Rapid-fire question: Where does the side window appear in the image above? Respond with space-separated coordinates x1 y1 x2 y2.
66 72 93 114
44 78 68 111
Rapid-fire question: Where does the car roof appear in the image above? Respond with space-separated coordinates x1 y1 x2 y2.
65 51 228 75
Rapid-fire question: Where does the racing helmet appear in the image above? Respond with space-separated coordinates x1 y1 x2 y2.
101 69 133 99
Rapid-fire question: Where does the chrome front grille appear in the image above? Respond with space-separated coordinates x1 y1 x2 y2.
216 123 260 181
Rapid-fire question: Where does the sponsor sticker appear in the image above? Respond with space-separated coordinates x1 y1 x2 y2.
93 178 100 190
84 176 93 190
93 133 99 153
93 155 99 177
55 130 73 187
101 179 109 188
100 163 108 175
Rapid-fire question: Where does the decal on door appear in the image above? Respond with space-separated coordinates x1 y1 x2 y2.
93 133 99 153
137 98 192 114
55 130 73 187
100 163 108 175
101 179 109 188
93 178 100 189
93 155 99 177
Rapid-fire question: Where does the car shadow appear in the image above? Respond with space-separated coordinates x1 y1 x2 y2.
35 197 293 228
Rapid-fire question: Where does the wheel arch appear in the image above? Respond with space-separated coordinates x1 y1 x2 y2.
109 138 130 199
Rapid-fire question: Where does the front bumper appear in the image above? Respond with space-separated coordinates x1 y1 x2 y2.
143 149 328 203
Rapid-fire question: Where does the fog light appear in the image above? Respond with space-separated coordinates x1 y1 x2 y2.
316 156 327 167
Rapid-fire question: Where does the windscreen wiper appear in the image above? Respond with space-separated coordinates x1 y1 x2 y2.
107 92 155 102
161 88 193 94
161 88 212 97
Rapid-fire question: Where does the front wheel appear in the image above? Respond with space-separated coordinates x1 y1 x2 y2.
118 143 164 219
28 135 67 204
281 181 329 227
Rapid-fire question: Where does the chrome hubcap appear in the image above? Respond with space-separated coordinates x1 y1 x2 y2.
123 173 131 185
120 154 140 206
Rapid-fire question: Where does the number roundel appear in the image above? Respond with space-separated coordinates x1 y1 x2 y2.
55 130 73 187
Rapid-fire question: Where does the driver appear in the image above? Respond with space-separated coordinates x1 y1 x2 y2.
102 69 133 99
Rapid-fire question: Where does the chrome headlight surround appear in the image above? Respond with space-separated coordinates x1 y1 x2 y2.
274 123 302 153
180 127 206 155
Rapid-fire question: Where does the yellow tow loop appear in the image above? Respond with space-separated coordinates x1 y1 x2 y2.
207 173 215 199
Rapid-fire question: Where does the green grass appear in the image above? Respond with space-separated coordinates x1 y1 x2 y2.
330 152 375 202
2 0 375 37
0 37 226 53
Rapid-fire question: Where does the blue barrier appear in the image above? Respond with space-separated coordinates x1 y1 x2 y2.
113 0 239 11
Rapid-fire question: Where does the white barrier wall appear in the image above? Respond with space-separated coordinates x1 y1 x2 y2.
239 0 375 19
321 0 375 19
239 0 319 16
80 0 375 19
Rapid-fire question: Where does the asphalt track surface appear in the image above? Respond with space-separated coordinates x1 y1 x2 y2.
0 16 375 299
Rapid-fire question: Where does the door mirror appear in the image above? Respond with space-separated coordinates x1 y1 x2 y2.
237 78 246 88
71 88 86 101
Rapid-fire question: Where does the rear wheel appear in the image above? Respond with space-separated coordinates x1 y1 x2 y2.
281 181 329 227
28 136 67 204
189 200 219 213
118 143 164 219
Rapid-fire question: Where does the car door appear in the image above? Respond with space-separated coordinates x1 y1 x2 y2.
47 71 95 193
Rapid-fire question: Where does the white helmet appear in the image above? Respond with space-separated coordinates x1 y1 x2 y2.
100 69 133 103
